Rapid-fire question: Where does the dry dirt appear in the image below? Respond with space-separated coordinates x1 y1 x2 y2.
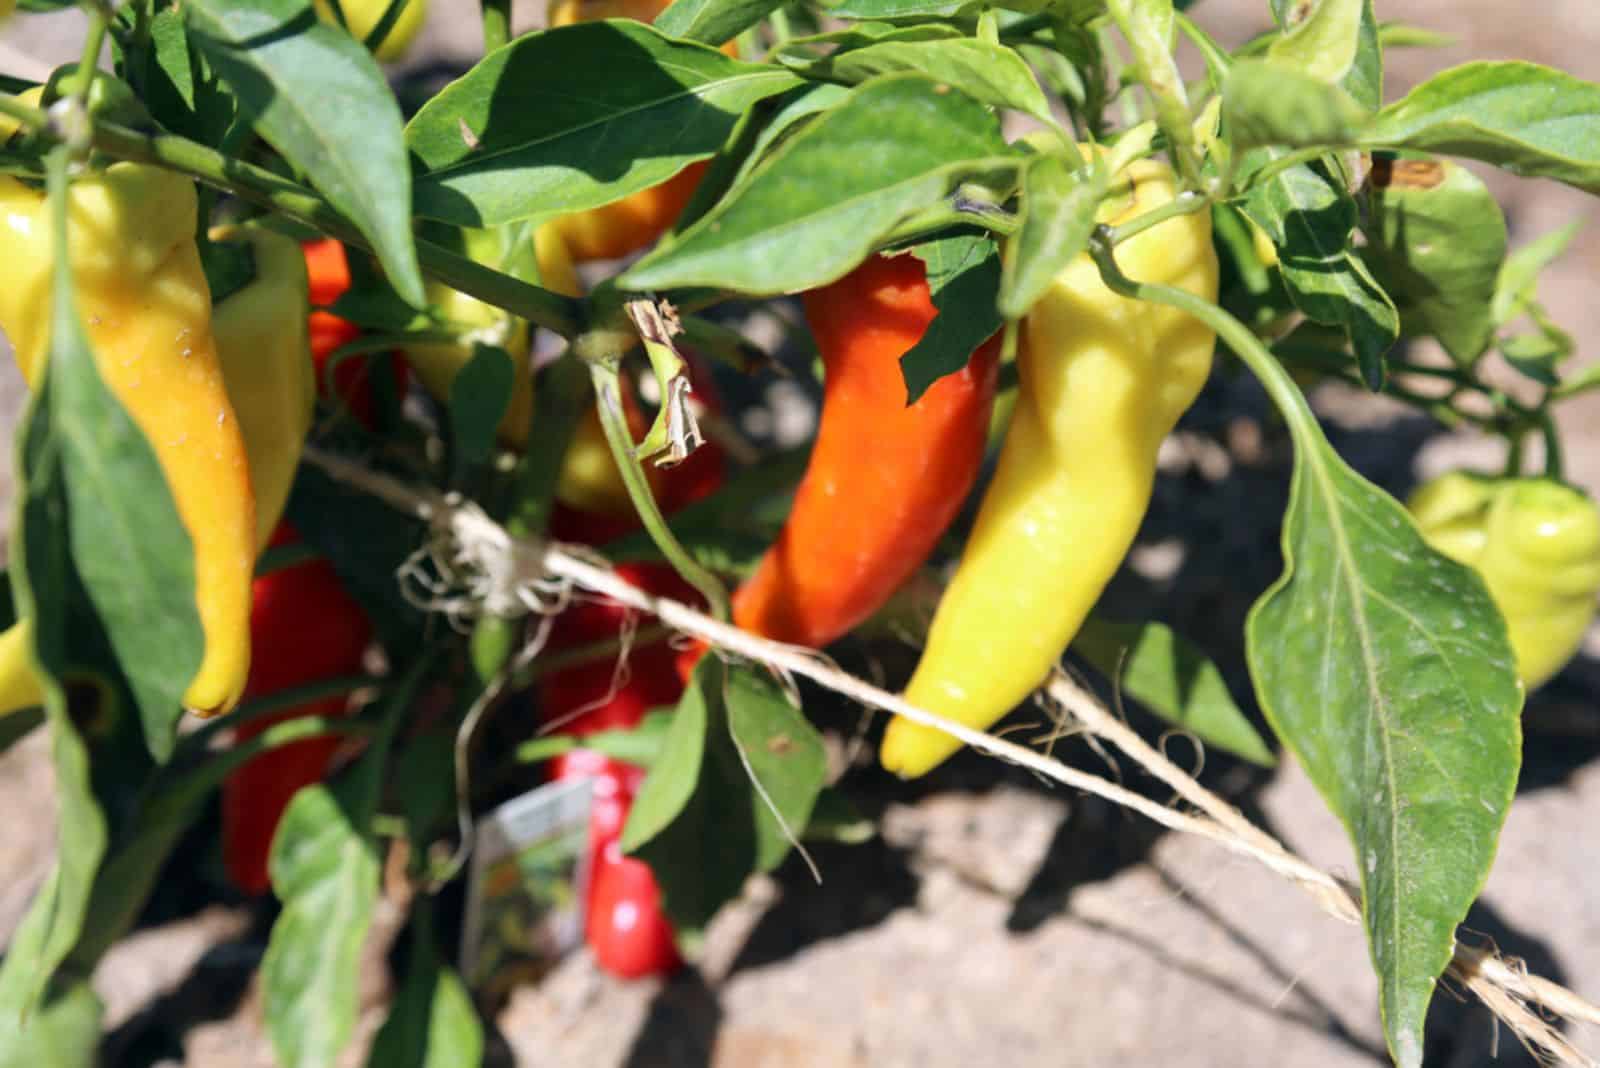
2 2 1599 1066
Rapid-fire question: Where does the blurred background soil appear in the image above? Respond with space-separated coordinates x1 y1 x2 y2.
2 2 1599 1065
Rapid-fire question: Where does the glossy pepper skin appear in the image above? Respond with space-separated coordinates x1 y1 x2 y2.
404 225 579 447
541 479 720 977
881 155 1219 778
546 0 732 263
212 228 317 552
733 253 1000 650
1408 472 1600 689
222 525 373 895
540 567 692 980
0 621 42 717
0 165 256 716
312 0 428 61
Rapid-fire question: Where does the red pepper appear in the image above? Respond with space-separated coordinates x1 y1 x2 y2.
302 238 410 427
548 751 680 979
586 841 682 979
538 565 702 979
730 253 1000 649
222 524 373 895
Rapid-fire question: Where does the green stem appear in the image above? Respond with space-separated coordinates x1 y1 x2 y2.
1504 432 1525 477
1536 410 1565 480
590 361 730 620
0 93 47 134
507 349 589 538
1104 0 1201 187
767 5 792 46
510 623 675 688
69 15 108 104
1107 188 1209 245
481 0 512 52
151 715 377 823
1086 226 1314 441
1238 147 1339 194
179 674 381 752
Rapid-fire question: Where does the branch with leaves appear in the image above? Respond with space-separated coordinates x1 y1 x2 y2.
299 442 1598 1067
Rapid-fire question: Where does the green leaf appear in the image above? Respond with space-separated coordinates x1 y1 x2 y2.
16 207 202 756
1498 330 1565 386
365 916 482 1068
1339 0 1382 111
621 74 1011 295
261 660 427 1068
408 21 796 227
184 0 423 306
623 659 826 932
0 978 101 1068
517 708 676 766
828 0 979 19
619 663 714 854
1375 22 1456 51
149 8 197 110
1246 414 1521 1068
774 22 963 60
1491 222 1580 326
1072 618 1275 766
801 788 876 845
998 150 1106 320
448 344 514 473
1266 0 1363 86
0 162 111 1017
1244 160 1397 388
899 236 1003 403
1362 158 1506 366
1368 61 1600 196
261 781 382 1068
722 82 851 191
656 0 783 46
1223 59 1373 152
723 665 828 872
792 38 1053 123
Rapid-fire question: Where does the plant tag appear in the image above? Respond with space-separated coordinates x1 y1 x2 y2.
460 776 593 1001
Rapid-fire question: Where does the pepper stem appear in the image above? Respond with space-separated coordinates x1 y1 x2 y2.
625 298 705 467
590 361 730 621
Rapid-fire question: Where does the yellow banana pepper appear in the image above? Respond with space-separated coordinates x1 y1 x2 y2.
1408 472 1600 689
211 227 317 552
0 164 256 716
881 153 1220 778
404 224 579 447
0 620 43 717
313 0 429 61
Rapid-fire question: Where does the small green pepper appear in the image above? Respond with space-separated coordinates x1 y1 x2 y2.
1409 472 1600 689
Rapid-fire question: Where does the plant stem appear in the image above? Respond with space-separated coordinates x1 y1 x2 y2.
507 351 590 538
1239 146 1339 193
180 674 382 752
590 361 730 620
69 14 108 103
1107 188 1209 245
1086 226 1315 442
481 0 512 51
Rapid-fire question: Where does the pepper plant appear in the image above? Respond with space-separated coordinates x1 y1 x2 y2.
0 0 1598 1065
